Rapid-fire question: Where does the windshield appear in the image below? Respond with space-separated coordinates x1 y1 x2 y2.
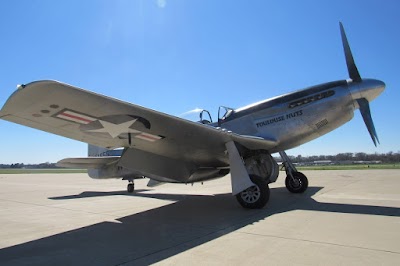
218 106 234 120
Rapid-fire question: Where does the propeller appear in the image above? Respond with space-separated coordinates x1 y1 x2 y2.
356 98 380 146
339 22 380 146
339 22 362 82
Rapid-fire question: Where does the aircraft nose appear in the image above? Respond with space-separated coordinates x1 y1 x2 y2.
350 78 385 102
360 79 386 102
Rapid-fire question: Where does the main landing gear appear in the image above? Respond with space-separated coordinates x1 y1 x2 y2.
279 151 308 193
236 175 270 209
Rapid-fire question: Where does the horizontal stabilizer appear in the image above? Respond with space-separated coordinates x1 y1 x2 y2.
57 156 120 169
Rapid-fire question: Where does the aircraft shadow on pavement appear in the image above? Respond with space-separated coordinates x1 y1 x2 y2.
48 189 151 200
1 187 399 265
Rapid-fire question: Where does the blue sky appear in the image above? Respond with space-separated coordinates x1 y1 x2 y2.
0 0 399 164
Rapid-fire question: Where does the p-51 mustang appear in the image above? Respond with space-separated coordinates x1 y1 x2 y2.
0 23 385 208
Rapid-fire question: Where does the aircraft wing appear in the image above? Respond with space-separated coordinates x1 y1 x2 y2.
0 80 278 167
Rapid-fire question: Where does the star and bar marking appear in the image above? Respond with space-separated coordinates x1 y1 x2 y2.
55 110 96 124
53 109 163 142
87 119 141 138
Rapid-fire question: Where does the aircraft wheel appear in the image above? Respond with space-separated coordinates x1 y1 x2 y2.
285 172 308 193
127 183 135 193
236 175 270 209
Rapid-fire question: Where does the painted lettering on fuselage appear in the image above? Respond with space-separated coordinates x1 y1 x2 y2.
256 115 285 127
286 110 303 119
256 110 303 128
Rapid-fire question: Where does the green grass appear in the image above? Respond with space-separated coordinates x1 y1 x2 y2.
296 164 400 170
1 164 399 175
0 169 87 174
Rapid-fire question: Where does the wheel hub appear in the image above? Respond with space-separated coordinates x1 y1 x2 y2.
240 185 261 203
290 178 301 189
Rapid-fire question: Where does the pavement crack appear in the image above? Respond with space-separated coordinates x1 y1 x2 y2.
238 231 400 255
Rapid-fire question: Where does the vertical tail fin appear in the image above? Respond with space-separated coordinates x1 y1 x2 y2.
87 145 124 179
88 145 109 157
88 145 123 157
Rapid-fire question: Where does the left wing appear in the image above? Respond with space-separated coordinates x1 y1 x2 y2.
0 80 277 166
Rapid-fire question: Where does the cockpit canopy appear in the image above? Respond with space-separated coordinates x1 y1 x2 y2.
198 106 235 125
218 106 234 121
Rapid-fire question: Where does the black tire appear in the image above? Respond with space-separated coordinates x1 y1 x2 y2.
127 183 134 193
236 175 270 209
285 172 308 193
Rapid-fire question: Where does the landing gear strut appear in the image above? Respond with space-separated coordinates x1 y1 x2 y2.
127 180 135 193
279 151 308 193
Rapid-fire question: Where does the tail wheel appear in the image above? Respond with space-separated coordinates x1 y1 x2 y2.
285 172 308 193
127 183 134 193
236 175 270 209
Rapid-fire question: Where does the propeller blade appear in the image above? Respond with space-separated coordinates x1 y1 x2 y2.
339 22 362 82
356 98 380 146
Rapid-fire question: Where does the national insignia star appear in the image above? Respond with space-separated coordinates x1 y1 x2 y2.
87 119 140 138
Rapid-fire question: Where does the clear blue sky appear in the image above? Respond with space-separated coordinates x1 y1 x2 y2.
0 0 399 164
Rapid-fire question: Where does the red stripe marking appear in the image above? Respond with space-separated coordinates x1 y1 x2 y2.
60 112 93 123
138 133 160 141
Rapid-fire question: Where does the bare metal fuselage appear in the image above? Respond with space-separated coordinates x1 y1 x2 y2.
219 78 384 153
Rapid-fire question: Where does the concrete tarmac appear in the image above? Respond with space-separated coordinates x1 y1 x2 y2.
0 170 399 265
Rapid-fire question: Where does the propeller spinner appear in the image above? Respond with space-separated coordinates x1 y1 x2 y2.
339 22 385 146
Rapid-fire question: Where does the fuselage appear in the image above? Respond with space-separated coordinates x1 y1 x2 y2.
218 78 385 153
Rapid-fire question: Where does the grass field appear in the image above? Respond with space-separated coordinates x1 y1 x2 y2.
296 164 400 170
0 169 87 174
1 164 400 174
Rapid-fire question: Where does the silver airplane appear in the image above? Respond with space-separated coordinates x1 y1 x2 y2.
0 23 385 209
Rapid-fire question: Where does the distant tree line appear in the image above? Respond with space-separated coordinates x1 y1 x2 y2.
281 151 400 164
1 152 399 169
0 162 61 169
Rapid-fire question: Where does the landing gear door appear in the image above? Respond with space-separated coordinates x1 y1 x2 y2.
199 110 213 124
218 106 234 126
